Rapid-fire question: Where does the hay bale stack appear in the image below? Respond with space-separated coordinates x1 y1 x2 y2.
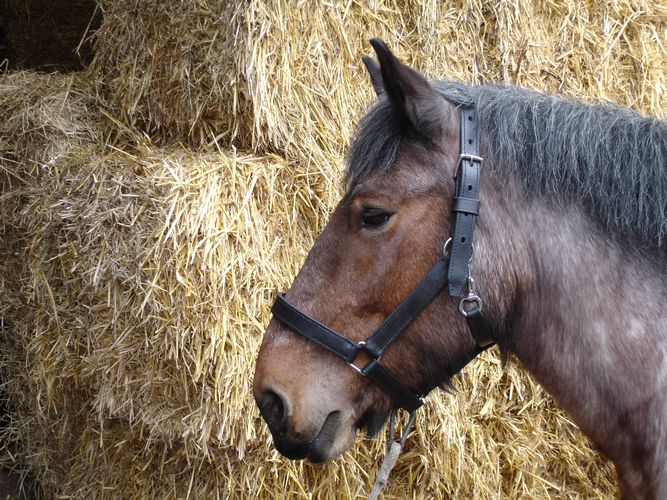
91 0 665 158
2 0 666 497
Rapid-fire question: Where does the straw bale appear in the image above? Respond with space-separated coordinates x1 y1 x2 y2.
91 0 666 158
0 71 101 177
90 0 248 148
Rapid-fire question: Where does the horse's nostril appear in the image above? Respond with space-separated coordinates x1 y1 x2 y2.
259 390 286 429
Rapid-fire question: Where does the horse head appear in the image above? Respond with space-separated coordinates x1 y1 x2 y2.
253 39 494 462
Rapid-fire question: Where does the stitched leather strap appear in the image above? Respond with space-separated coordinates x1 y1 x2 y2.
464 306 496 349
363 257 449 359
272 294 360 363
272 291 425 411
451 197 480 215
361 360 422 412
448 107 482 297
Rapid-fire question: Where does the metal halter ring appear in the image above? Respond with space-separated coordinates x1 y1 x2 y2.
348 341 370 375
459 295 483 317
458 276 482 317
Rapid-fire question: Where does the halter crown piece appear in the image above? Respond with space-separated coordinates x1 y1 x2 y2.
272 105 494 411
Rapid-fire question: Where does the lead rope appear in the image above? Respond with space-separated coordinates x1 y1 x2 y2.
367 409 417 500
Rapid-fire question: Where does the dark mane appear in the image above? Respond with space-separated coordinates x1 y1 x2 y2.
347 82 667 248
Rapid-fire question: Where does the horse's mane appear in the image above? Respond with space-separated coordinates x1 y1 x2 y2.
346 82 667 249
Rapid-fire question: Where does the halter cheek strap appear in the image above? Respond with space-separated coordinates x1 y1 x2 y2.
448 107 483 297
271 106 495 411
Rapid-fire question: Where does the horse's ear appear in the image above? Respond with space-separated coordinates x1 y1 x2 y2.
362 56 384 96
369 38 449 140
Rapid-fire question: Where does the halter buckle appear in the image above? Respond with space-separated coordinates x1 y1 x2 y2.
454 154 484 180
459 153 483 164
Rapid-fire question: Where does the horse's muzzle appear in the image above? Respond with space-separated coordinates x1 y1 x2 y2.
257 389 341 462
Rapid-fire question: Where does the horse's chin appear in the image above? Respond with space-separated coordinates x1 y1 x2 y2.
270 410 356 463
304 406 390 463
307 411 346 463
307 434 354 463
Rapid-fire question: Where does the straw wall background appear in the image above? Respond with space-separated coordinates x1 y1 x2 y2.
1 0 665 498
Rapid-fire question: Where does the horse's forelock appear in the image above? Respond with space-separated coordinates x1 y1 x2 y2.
345 98 404 190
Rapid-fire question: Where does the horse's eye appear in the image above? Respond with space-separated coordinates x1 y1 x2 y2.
360 209 392 228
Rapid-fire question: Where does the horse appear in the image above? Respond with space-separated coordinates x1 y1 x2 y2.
253 38 667 499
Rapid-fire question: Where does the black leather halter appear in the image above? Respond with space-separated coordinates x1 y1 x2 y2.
271 107 494 412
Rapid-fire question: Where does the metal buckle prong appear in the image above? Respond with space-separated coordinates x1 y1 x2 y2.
459 153 483 164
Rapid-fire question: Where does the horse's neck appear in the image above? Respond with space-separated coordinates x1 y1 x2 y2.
478 193 667 495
